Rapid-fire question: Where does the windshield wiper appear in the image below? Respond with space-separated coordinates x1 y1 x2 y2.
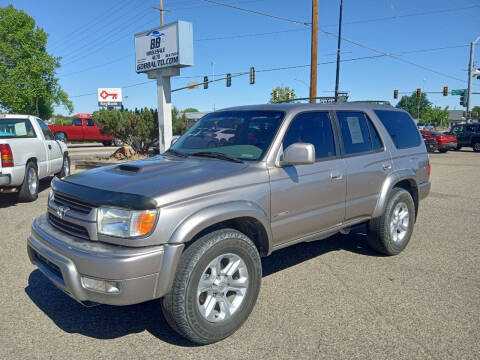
166 149 189 158
191 151 243 163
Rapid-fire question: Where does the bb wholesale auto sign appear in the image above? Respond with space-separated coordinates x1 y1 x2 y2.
134 21 193 74
98 88 122 106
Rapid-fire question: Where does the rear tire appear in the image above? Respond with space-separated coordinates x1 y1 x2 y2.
18 162 39 202
161 229 262 344
102 141 112 146
438 148 447 153
367 188 415 256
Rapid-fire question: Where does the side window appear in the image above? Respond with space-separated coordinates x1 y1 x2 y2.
72 118 83 126
374 110 421 149
337 112 373 155
466 125 476 132
85 119 95 126
451 126 462 135
283 112 335 159
36 119 53 140
367 117 383 151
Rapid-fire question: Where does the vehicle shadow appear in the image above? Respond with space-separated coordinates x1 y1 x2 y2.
25 227 376 347
0 178 51 208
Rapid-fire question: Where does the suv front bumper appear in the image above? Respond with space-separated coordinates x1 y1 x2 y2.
27 214 184 306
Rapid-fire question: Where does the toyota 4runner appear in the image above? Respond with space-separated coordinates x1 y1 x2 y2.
27 103 430 344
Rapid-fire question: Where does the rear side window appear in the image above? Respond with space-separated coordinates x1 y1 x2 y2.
72 118 83 126
0 119 36 138
374 110 421 149
337 112 382 155
86 119 95 126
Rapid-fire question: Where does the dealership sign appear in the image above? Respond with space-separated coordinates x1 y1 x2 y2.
98 88 122 106
134 21 193 74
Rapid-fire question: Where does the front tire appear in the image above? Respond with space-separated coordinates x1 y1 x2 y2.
102 141 112 147
18 162 39 202
367 188 415 256
438 148 447 153
162 229 262 344
55 155 70 178
473 142 480 153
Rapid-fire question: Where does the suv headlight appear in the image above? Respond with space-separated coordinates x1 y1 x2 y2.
97 207 157 238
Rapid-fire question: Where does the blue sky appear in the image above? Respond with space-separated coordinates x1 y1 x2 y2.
6 0 480 115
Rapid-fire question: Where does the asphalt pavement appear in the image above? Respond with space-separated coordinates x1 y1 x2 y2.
0 150 478 359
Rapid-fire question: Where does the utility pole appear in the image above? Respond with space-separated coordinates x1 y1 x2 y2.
467 36 480 118
334 0 343 102
309 0 318 103
153 0 171 26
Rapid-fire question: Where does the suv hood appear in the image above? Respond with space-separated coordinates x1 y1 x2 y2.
63 155 253 206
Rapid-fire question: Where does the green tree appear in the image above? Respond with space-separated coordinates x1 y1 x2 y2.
471 106 480 118
183 107 199 113
269 86 297 103
395 92 432 119
422 106 450 128
92 108 158 154
0 5 73 118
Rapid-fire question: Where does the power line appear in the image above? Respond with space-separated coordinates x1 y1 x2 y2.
202 0 311 26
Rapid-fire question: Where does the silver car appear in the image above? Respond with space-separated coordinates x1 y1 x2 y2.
27 103 430 344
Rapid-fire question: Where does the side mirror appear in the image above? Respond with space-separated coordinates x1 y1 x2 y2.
54 132 66 143
279 143 315 166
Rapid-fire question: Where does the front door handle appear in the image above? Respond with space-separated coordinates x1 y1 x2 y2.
382 163 392 170
330 172 343 181
48 144 52 150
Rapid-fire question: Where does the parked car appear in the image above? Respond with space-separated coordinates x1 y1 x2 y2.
48 113 116 146
0 114 69 202
27 103 430 344
417 122 434 131
420 131 438 153
420 130 457 153
449 123 480 152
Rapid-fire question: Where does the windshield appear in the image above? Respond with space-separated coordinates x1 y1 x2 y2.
0 118 36 138
171 110 285 161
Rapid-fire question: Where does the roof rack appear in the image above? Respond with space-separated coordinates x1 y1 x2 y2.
347 100 393 106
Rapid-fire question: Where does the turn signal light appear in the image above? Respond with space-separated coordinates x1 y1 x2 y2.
0 144 14 167
134 211 156 235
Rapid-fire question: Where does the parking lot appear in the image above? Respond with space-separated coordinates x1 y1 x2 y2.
0 150 478 359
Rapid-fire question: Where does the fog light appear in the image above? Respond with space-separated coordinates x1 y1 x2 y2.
81 276 120 294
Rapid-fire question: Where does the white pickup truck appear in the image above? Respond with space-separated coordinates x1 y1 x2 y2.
0 114 69 202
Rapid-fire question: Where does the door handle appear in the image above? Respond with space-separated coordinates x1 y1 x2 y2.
48 144 52 150
382 163 392 170
330 172 343 181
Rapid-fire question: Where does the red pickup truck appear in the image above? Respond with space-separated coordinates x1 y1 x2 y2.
420 130 457 153
48 113 115 146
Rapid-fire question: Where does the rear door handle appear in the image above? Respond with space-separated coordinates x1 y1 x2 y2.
382 163 392 170
48 144 52 150
330 172 343 181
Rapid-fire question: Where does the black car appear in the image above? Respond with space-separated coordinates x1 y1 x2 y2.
421 132 438 153
449 123 480 152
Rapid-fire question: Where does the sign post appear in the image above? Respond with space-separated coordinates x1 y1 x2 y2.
135 21 193 153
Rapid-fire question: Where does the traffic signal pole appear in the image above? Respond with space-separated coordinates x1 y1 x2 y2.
467 36 480 118
334 0 343 103
309 0 318 103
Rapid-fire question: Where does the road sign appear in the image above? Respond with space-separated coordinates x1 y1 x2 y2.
318 95 348 103
98 88 122 106
451 89 466 96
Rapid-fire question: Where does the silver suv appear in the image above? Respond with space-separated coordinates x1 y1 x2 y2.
27 103 430 344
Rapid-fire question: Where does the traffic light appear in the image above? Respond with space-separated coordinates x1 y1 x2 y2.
460 91 467 107
393 89 398 99
272 89 278 102
442 86 448 96
226 73 231 87
285 91 291 102
416 88 421 98
249 67 255 85
203 76 208 90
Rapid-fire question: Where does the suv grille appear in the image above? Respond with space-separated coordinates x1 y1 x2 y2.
53 193 93 215
48 213 90 240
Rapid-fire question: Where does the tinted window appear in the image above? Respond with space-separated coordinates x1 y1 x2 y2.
72 118 83 126
0 118 36 138
36 119 53 140
85 119 95 126
374 110 421 149
451 125 463 135
466 125 477 132
283 112 335 159
367 118 383 150
337 112 372 155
